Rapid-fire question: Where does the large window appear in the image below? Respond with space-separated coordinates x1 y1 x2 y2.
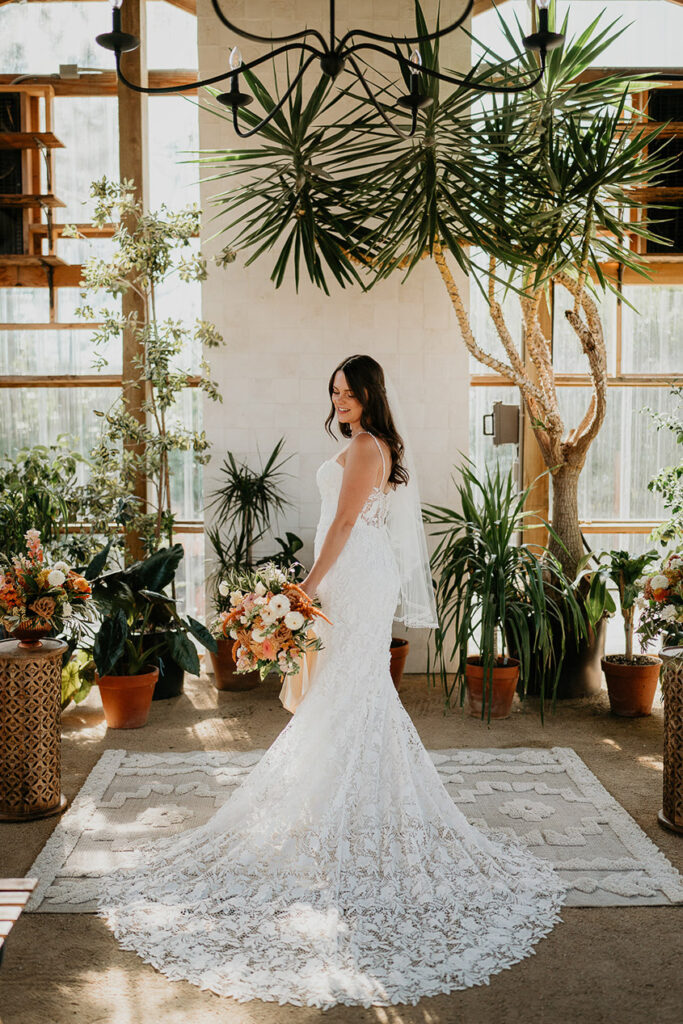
0 2 204 619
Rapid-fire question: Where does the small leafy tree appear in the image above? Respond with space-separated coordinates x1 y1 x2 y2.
68 178 223 554
584 549 659 659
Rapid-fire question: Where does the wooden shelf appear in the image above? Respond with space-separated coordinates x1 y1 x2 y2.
0 194 65 208
0 255 66 267
29 222 117 239
0 132 63 150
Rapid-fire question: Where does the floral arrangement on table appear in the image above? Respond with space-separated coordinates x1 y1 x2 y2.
638 552 683 651
212 562 330 679
0 529 92 637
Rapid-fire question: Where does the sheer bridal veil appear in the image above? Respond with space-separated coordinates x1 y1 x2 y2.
383 374 439 630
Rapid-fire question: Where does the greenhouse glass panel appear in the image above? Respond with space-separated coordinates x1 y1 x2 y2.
0 289 50 323
622 286 683 375
0 387 118 476
553 285 617 375
0 328 119 376
53 97 119 224
556 386 682 522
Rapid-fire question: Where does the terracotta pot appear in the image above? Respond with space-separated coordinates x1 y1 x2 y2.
97 667 159 729
602 655 662 717
5 620 54 650
465 655 520 720
389 637 410 690
210 637 260 692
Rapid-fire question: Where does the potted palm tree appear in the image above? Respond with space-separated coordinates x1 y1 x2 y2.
425 464 585 721
582 549 662 716
200 3 672 694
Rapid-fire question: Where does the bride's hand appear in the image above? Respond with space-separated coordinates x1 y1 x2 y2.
299 575 316 599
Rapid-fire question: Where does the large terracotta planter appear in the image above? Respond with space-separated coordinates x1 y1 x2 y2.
389 637 410 690
465 655 519 720
210 637 260 692
97 667 159 729
601 655 662 717
660 647 683 834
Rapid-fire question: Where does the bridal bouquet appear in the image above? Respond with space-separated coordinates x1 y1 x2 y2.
0 528 92 635
213 562 330 679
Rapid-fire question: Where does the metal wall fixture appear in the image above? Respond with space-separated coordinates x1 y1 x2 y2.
96 0 565 139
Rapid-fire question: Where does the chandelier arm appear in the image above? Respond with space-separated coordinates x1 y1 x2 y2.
231 53 320 138
346 42 546 95
113 42 318 96
338 0 474 50
210 0 328 51
346 57 417 141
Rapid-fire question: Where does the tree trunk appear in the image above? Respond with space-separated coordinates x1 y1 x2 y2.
548 464 585 578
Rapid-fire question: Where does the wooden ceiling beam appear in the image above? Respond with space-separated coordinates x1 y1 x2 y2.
0 71 198 97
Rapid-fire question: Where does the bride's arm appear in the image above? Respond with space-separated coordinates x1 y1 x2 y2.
300 433 381 597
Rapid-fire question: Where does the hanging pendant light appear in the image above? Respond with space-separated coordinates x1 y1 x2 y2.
96 0 565 140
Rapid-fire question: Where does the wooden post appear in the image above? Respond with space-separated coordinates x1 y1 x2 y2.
118 0 149 561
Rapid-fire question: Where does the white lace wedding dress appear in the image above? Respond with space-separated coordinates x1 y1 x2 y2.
97 442 565 1008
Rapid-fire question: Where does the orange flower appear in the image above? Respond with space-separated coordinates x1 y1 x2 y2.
67 572 91 595
30 596 56 621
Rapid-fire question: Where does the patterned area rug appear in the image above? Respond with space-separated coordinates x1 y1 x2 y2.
27 746 683 911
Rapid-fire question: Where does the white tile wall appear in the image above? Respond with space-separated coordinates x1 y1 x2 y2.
198 0 471 669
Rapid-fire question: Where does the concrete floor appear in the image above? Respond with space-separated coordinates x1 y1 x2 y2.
1 673 681 1024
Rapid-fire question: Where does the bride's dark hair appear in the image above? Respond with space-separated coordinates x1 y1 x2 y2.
324 354 409 487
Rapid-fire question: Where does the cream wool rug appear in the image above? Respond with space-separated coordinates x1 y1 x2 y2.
27 746 683 911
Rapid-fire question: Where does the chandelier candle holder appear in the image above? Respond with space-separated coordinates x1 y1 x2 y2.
97 0 566 139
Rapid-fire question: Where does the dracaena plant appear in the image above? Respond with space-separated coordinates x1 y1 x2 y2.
424 462 586 718
199 2 674 578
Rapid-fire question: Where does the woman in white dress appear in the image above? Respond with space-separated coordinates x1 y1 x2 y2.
98 354 564 1008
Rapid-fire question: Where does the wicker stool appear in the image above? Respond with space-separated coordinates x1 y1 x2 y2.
0 638 68 822
659 646 683 835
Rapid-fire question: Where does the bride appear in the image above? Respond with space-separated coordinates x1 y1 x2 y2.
98 353 565 1008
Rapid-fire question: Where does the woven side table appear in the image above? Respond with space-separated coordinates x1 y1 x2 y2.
0 638 68 822
659 646 683 835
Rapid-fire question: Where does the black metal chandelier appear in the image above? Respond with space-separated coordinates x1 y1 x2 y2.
97 0 565 139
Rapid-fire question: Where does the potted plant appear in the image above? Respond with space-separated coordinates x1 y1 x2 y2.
425 464 585 721
583 549 662 716
207 439 306 690
87 543 216 706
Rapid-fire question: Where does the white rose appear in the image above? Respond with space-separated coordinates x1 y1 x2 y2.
284 610 305 631
230 591 242 606
650 574 669 591
218 580 230 597
54 561 70 574
62 602 72 617
268 594 291 618
254 581 266 597
47 569 66 587
254 596 267 606
661 605 679 622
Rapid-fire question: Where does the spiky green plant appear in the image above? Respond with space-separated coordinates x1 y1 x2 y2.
424 463 587 718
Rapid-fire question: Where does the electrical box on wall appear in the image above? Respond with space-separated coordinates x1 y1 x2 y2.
482 402 520 446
